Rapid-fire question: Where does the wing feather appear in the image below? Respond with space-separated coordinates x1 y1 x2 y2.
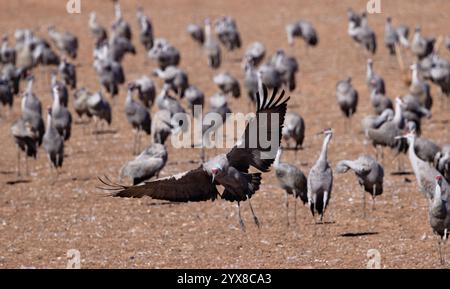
99 166 218 202
227 85 290 172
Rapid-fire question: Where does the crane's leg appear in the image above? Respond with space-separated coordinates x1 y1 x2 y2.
285 191 290 227
248 199 260 229
237 202 246 232
293 191 298 225
321 191 329 224
438 238 444 265
372 185 376 211
25 155 29 176
16 146 21 177
362 186 366 218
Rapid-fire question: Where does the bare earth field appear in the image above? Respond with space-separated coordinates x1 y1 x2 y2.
1 0 450 268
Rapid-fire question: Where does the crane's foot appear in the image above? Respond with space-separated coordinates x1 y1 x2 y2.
253 215 260 229
239 218 246 233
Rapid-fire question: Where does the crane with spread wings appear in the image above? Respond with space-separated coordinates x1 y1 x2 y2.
98 85 289 231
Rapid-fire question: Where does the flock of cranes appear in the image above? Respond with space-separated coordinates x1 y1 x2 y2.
1 1 450 266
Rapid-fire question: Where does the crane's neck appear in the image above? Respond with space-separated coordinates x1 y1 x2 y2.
126 88 133 104
46 113 53 129
51 74 56 87
318 134 332 165
52 89 61 110
26 78 33 95
114 2 122 21
205 22 212 43
393 101 403 126
411 66 421 85
366 62 373 79
274 149 282 167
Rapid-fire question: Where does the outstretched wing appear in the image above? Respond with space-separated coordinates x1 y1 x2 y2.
226 85 289 172
98 166 218 202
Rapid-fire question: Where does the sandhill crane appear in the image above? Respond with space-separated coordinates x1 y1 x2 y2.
47 26 78 59
156 83 185 116
187 24 204 46
347 8 362 42
89 12 108 47
243 57 258 105
51 86 72 141
136 7 153 50
213 72 240 98
400 94 431 135
269 50 298 91
244 42 265 67
21 75 42 117
370 89 393 115
348 12 377 54
429 176 449 265
435 143 450 183
282 112 305 151
336 77 358 132
184 85 205 116
429 54 450 98
94 51 125 98
120 143 168 185
43 107 64 178
367 98 407 161
2 63 24 95
336 155 384 216
152 109 172 145
33 40 60 67
73 87 92 120
384 17 409 54
307 128 333 222
406 122 441 164
411 27 435 60
125 84 151 154
99 85 289 231
134 75 156 108
1 35 16 65
108 34 136 62
367 59 386 94
148 38 180 69
111 0 132 41
204 18 221 69
11 117 38 176
215 16 241 51
361 108 394 137
87 91 112 132
58 58 76 89
153 66 189 98
409 63 433 110
274 148 307 226
0 78 13 113
50 71 68 107
395 130 449 200
286 20 318 48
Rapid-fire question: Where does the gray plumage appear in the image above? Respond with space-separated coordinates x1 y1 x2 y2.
336 77 358 118
58 58 76 89
361 108 394 136
148 38 180 69
111 1 132 41
0 36 16 65
51 71 69 107
282 112 305 150
269 50 298 91
43 108 64 169
51 86 72 141
204 19 221 69
120 143 168 185
2 63 23 95
244 42 265 67
411 27 435 60
348 12 376 54
136 7 153 50
184 85 204 116
286 20 318 47
11 117 38 176
336 155 384 198
435 143 450 184
156 83 185 116
153 66 188 98
429 176 450 255
213 72 240 98
0 78 13 109
125 84 151 135
152 109 172 145
366 59 386 94
73 87 92 119
429 54 450 97
274 148 307 226
94 52 125 97
187 24 204 46
89 12 108 47
370 89 393 115
21 76 42 117
48 26 78 59
134 75 156 108
307 128 333 221
87 91 112 125
215 16 241 51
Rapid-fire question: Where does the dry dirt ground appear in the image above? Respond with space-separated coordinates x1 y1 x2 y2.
1 0 450 269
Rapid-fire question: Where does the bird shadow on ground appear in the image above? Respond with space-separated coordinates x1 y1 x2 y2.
390 171 413 176
168 160 199 166
305 221 336 226
0 170 15 175
6 179 32 185
145 201 182 206
339 231 379 237
92 129 118 135
74 120 91 125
